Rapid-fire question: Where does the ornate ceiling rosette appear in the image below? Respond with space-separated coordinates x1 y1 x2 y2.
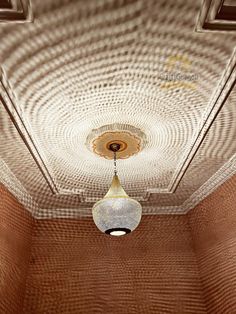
86 124 147 159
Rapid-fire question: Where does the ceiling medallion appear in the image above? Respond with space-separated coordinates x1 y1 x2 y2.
86 124 147 159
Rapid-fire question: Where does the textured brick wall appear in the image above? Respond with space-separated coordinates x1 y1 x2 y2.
188 174 236 314
0 184 34 314
4 174 236 314
23 215 206 314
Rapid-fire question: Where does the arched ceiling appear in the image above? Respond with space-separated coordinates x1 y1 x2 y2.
0 0 236 217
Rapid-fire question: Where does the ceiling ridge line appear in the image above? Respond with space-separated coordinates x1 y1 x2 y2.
35 155 236 218
1 152 235 219
34 205 183 219
0 157 38 216
167 47 236 193
182 153 236 214
0 68 60 194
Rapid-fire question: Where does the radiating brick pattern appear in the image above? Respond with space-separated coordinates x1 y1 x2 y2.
188 174 236 314
23 215 206 314
1 0 236 216
0 184 34 314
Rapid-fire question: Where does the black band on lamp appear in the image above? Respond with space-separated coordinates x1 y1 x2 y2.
105 228 131 235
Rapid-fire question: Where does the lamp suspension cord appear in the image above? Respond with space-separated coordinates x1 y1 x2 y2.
114 151 117 175
109 142 120 176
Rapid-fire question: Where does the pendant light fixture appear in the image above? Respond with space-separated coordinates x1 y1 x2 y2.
92 143 142 236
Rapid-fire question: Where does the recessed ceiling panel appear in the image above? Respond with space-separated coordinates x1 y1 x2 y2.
0 0 236 217
0 0 33 22
196 0 236 31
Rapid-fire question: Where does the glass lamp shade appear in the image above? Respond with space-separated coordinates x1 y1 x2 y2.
92 174 142 236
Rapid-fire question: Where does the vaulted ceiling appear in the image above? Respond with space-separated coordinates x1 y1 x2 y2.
0 0 236 218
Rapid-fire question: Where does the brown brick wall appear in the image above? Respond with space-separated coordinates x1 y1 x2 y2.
0 184 34 314
23 215 206 314
3 174 236 314
188 174 236 314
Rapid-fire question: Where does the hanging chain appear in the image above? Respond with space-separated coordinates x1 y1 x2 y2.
109 143 120 176
114 151 117 175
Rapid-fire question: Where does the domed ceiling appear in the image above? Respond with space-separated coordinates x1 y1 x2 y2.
0 0 236 217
